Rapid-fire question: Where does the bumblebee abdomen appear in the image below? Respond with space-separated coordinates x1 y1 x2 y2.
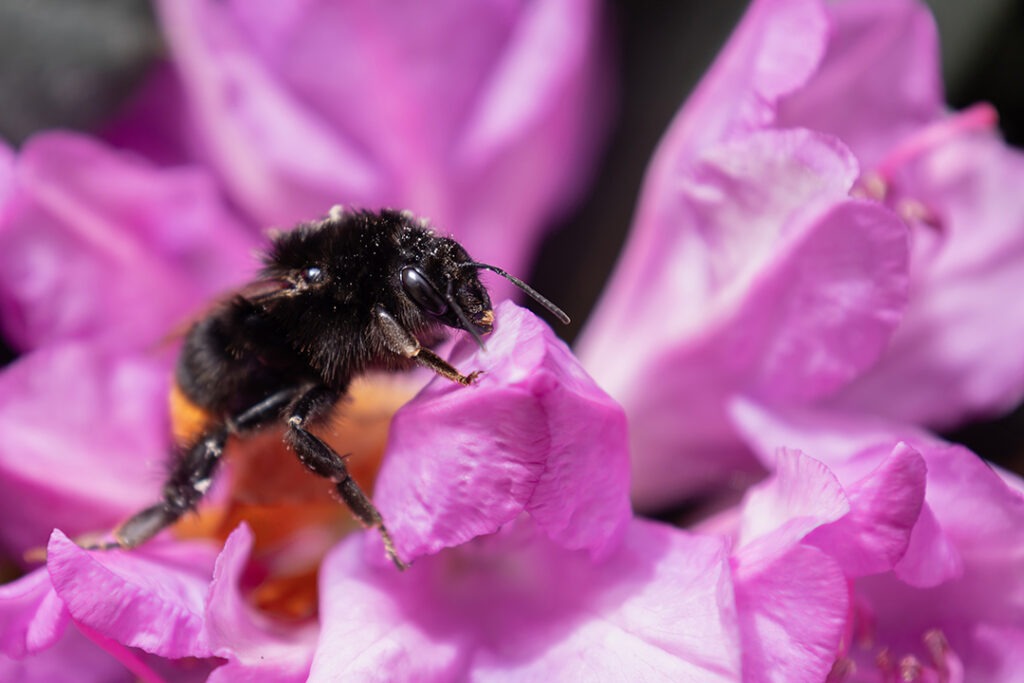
168 380 216 448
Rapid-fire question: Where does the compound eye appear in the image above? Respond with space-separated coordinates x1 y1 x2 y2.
401 266 448 316
302 266 324 284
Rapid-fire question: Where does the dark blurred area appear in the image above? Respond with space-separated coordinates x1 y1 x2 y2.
1 0 1023 473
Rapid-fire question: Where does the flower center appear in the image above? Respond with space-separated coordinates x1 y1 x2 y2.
172 374 418 621
828 621 961 682
852 103 998 259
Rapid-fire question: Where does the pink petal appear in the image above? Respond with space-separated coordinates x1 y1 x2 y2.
738 448 850 563
777 0 943 167
733 544 848 683
828 135 1024 427
46 530 218 659
154 0 607 282
0 622 133 683
203 525 316 683
374 302 631 564
0 345 169 557
647 0 827 173
729 400 964 584
893 502 963 588
580 129 908 506
807 443 927 577
311 518 740 681
0 133 258 352
0 569 68 658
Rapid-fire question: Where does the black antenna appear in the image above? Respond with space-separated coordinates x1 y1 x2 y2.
463 262 571 325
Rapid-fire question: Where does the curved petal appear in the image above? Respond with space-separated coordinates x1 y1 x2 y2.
46 530 218 659
828 135 1024 427
738 448 850 557
733 544 847 683
374 302 631 563
0 569 68 658
777 0 943 167
579 0 829 358
0 621 132 683
311 518 740 682
203 525 316 683
580 130 908 507
0 133 258 352
806 443 927 577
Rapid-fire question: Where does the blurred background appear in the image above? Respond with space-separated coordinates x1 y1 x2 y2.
1 0 1022 473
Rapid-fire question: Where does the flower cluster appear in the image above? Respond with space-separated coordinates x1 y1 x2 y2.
1 0 1022 682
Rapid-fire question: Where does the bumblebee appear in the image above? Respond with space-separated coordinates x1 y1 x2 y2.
89 207 568 569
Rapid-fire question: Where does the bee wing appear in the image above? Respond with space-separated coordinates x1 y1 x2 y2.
155 278 291 348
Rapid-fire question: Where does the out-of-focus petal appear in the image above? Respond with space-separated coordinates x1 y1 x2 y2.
46 530 218 659
203 525 316 683
0 621 133 683
374 302 631 564
0 569 68 658
153 0 608 282
827 134 1024 426
580 129 908 507
0 133 258 352
0 345 168 558
581 0 828 346
777 0 943 167
0 142 13 215
311 518 740 682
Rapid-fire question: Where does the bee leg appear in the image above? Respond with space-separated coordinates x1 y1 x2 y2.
85 426 228 550
373 305 481 385
84 389 299 552
284 385 408 570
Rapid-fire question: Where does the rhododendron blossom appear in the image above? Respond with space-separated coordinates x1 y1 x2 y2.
3 0 1024 681
725 402 1024 682
578 0 1024 507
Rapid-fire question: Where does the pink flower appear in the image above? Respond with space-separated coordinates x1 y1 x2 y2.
108 0 609 287
0 133 751 678
723 401 1024 681
578 0 1024 508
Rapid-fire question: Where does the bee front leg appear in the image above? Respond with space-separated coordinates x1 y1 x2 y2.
373 305 481 385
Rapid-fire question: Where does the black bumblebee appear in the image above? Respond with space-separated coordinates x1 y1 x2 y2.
88 207 568 569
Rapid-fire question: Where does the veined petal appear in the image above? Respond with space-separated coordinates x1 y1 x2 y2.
46 530 218 659
733 544 847 683
311 518 740 682
0 568 68 658
203 525 316 683
374 302 631 563
580 129 908 506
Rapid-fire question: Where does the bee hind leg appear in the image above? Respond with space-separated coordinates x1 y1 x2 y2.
82 426 228 551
